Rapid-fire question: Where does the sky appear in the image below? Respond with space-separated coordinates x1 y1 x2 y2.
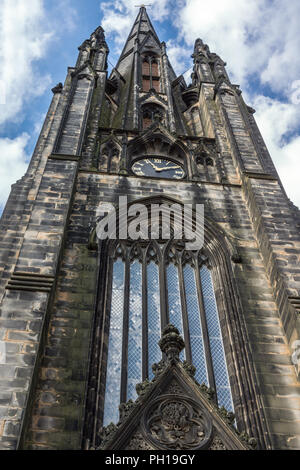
0 0 300 214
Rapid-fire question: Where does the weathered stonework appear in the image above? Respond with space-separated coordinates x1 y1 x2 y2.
0 6 299 450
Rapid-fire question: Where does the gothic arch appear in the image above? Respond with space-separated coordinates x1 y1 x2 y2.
141 102 166 129
128 131 192 179
83 196 271 450
99 138 121 173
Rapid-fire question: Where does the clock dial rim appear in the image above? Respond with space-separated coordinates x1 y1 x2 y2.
131 157 185 180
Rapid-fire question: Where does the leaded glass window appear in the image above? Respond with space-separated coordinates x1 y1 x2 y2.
127 260 143 401
147 260 161 379
184 264 208 385
102 240 234 426
103 258 125 426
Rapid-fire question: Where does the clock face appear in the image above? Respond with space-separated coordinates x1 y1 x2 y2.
132 158 185 180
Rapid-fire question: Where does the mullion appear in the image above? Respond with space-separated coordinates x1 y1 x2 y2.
149 57 153 90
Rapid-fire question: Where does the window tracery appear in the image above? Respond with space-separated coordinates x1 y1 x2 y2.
196 152 218 182
99 143 121 173
102 238 234 427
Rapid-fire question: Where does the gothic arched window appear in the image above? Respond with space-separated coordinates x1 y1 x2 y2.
102 239 234 427
142 104 165 129
196 152 217 182
99 143 120 173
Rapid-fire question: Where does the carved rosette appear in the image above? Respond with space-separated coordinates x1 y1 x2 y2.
141 395 213 450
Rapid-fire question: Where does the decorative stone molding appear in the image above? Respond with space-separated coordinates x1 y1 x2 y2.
96 325 256 450
158 324 185 362
6 272 55 293
51 83 63 94
142 395 213 450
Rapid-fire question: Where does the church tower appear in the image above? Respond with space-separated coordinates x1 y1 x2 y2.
0 7 300 450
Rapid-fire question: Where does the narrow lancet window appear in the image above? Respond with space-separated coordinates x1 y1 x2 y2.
200 265 234 411
127 260 143 400
103 258 125 426
184 264 209 385
167 263 185 361
147 260 161 379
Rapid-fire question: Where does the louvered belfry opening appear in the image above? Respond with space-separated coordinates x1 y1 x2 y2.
142 54 161 93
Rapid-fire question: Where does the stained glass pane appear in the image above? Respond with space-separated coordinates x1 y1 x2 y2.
103 259 125 426
167 264 185 360
147 262 161 379
200 265 234 412
127 261 143 401
183 265 208 386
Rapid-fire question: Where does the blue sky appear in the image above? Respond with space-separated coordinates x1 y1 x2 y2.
0 0 300 213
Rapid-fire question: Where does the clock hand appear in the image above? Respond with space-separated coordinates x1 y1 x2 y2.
145 159 161 172
155 166 181 172
144 159 182 173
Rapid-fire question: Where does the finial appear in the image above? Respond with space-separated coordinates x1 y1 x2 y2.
90 26 108 50
159 324 185 362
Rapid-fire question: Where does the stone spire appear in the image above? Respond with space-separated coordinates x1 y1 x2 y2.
115 5 161 70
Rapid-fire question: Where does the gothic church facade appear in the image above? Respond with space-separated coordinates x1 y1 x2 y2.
0 7 300 450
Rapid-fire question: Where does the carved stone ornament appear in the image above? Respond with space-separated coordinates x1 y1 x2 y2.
96 325 256 451
141 394 213 450
209 436 227 450
125 431 154 451
158 324 185 362
51 83 63 94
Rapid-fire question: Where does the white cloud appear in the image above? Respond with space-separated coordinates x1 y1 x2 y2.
0 133 29 209
0 0 76 212
174 0 260 86
291 80 300 105
0 0 54 126
173 0 300 207
100 0 170 54
166 40 192 79
0 0 54 211
175 0 300 95
253 95 300 208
